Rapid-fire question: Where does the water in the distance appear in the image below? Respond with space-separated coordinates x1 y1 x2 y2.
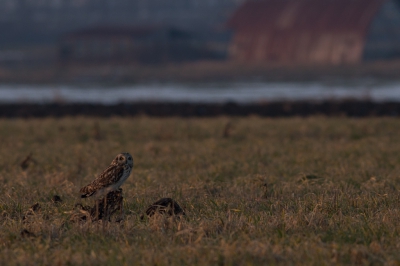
0 80 400 104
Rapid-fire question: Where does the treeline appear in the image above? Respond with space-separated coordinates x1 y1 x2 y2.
0 0 242 46
0 101 399 118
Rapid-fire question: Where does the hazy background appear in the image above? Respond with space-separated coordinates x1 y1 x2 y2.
0 0 241 46
0 0 400 104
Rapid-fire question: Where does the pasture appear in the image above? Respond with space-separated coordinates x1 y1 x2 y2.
0 117 400 265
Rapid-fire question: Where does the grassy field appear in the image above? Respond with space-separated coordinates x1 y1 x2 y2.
1 116 400 265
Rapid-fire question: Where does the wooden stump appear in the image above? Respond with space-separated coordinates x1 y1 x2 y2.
91 188 123 221
72 189 123 222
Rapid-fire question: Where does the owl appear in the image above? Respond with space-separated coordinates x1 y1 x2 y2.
80 153 134 198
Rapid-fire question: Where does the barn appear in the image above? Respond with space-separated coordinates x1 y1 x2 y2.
227 0 400 65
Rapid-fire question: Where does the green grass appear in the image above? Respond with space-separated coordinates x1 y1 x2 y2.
1 116 400 265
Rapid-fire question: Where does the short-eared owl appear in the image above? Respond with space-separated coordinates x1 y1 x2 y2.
80 153 133 198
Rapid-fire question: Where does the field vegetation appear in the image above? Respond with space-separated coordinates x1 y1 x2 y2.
1 117 400 265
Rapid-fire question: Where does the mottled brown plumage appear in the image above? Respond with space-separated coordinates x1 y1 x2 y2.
80 153 133 198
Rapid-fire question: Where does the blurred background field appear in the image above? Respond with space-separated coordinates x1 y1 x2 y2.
0 0 400 85
1 117 400 265
1 1 400 265
0 0 400 109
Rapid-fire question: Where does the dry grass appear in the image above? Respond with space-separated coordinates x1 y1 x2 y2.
1 116 400 265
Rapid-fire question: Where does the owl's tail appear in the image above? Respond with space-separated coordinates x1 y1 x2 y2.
79 185 95 198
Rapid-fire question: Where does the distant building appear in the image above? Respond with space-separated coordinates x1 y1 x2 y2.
59 26 222 64
227 0 400 65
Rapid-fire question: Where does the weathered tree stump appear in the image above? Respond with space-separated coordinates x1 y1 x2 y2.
72 189 123 222
91 188 123 221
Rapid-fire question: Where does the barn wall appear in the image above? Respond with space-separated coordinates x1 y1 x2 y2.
228 0 387 65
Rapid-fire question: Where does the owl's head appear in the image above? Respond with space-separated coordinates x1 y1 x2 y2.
112 152 134 168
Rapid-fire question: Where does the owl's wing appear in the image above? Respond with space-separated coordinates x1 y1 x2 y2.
80 165 125 198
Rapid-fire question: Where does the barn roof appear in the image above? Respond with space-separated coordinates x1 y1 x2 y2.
228 0 386 34
227 0 387 64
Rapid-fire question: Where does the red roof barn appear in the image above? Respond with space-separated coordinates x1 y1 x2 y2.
227 0 400 65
